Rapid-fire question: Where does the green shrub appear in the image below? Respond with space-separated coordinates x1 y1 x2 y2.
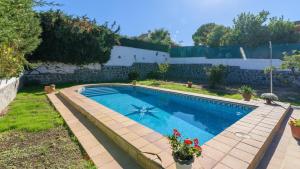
239 85 256 95
146 71 160 79
28 10 119 65
128 71 140 81
158 63 170 80
205 65 228 88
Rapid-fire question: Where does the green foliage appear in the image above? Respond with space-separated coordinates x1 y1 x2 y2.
228 11 270 47
289 119 300 127
119 38 169 52
281 50 300 73
146 71 160 79
239 85 256 95
0 44 25 78
0 0 41 78
260 93 279 101
205 65 228 88
269 17 300 43
158 63 170 79
128 71 140 81
192 11 300 47
206 25 230 47
28 10 120 65
264 66 277 74
136 28 177 47
192 23 217 46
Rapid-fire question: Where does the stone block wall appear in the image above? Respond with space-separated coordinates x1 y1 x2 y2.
23 62 298 87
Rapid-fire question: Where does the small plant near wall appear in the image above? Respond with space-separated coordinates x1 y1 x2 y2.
205 64 228 88
289 117 300 140
128 71 140 81
158 63 170 80
260 93 278 104
239 85 256 101
168 129 202 169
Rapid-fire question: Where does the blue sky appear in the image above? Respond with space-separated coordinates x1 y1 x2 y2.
38 0 300 45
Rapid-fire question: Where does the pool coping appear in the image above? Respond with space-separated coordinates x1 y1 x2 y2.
59 83 291 169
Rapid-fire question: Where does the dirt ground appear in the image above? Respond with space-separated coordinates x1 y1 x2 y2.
0 126 94 169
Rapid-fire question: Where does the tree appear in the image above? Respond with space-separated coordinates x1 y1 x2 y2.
0 0 41 78
158 63 170 80
205 65 228 88
269 16 300 43
227 11 270 47
206 25 230 47
281 51 300 75
137 28 176 46
28 10 120 65
192 23 217 46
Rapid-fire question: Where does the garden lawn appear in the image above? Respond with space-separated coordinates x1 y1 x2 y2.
138 80 244 100
0 85 95 169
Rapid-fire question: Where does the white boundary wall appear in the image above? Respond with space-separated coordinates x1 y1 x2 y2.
26 46 283 74
106 46 282 70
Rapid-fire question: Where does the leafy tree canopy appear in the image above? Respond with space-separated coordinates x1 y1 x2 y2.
136 28 177 47
28 10 120 65
0 0 41 78
192 23 217 46
281 50 300 73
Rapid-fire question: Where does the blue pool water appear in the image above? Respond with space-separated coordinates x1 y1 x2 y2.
81 86 254 145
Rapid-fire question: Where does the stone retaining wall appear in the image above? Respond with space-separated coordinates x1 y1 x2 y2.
0 77 21 113
23 63 298 87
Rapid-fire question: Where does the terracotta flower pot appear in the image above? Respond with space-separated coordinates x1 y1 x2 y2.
187 82 192 88
44 84 56 94
266 98 272 105
242 93 252 101
290 124 300 140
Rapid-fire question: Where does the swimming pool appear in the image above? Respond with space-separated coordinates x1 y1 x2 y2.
81 85 254 144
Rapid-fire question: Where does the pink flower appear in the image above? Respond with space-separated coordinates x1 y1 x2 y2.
194 138 199 146
173 129 181 137
184 139 193 145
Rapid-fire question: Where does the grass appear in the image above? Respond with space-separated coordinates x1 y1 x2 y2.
0 84 95 168
138 80 244 100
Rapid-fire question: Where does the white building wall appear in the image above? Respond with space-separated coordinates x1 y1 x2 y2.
105 46 170 66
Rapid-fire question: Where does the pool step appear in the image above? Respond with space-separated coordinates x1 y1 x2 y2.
47 93 142 169
81 87 120 97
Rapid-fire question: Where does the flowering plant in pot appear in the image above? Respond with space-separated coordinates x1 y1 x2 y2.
168 129 202 169
289 117 300 140
238 85 256 101
260 93 278 104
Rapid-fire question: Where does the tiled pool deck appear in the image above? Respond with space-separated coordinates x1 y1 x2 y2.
57 84 291 169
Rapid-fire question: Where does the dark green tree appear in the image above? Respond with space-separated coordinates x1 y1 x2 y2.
137 28 176 46
225 11 270 47
206 25 230 47
28 10 120 65
192 23 217 46
269 16 300 43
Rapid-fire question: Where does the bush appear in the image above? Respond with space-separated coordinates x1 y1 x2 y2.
28 10 119 65
128 71 140 81
146 71 160 79
0 0 41 78
239 85 256 95
158 63 170 80
205 65 228 88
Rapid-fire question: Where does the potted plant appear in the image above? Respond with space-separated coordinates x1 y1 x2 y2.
239 85 256 101
132 80 137 86
289 117 300 140
168 129 202 169
187 81 193 88
260 93 278 104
